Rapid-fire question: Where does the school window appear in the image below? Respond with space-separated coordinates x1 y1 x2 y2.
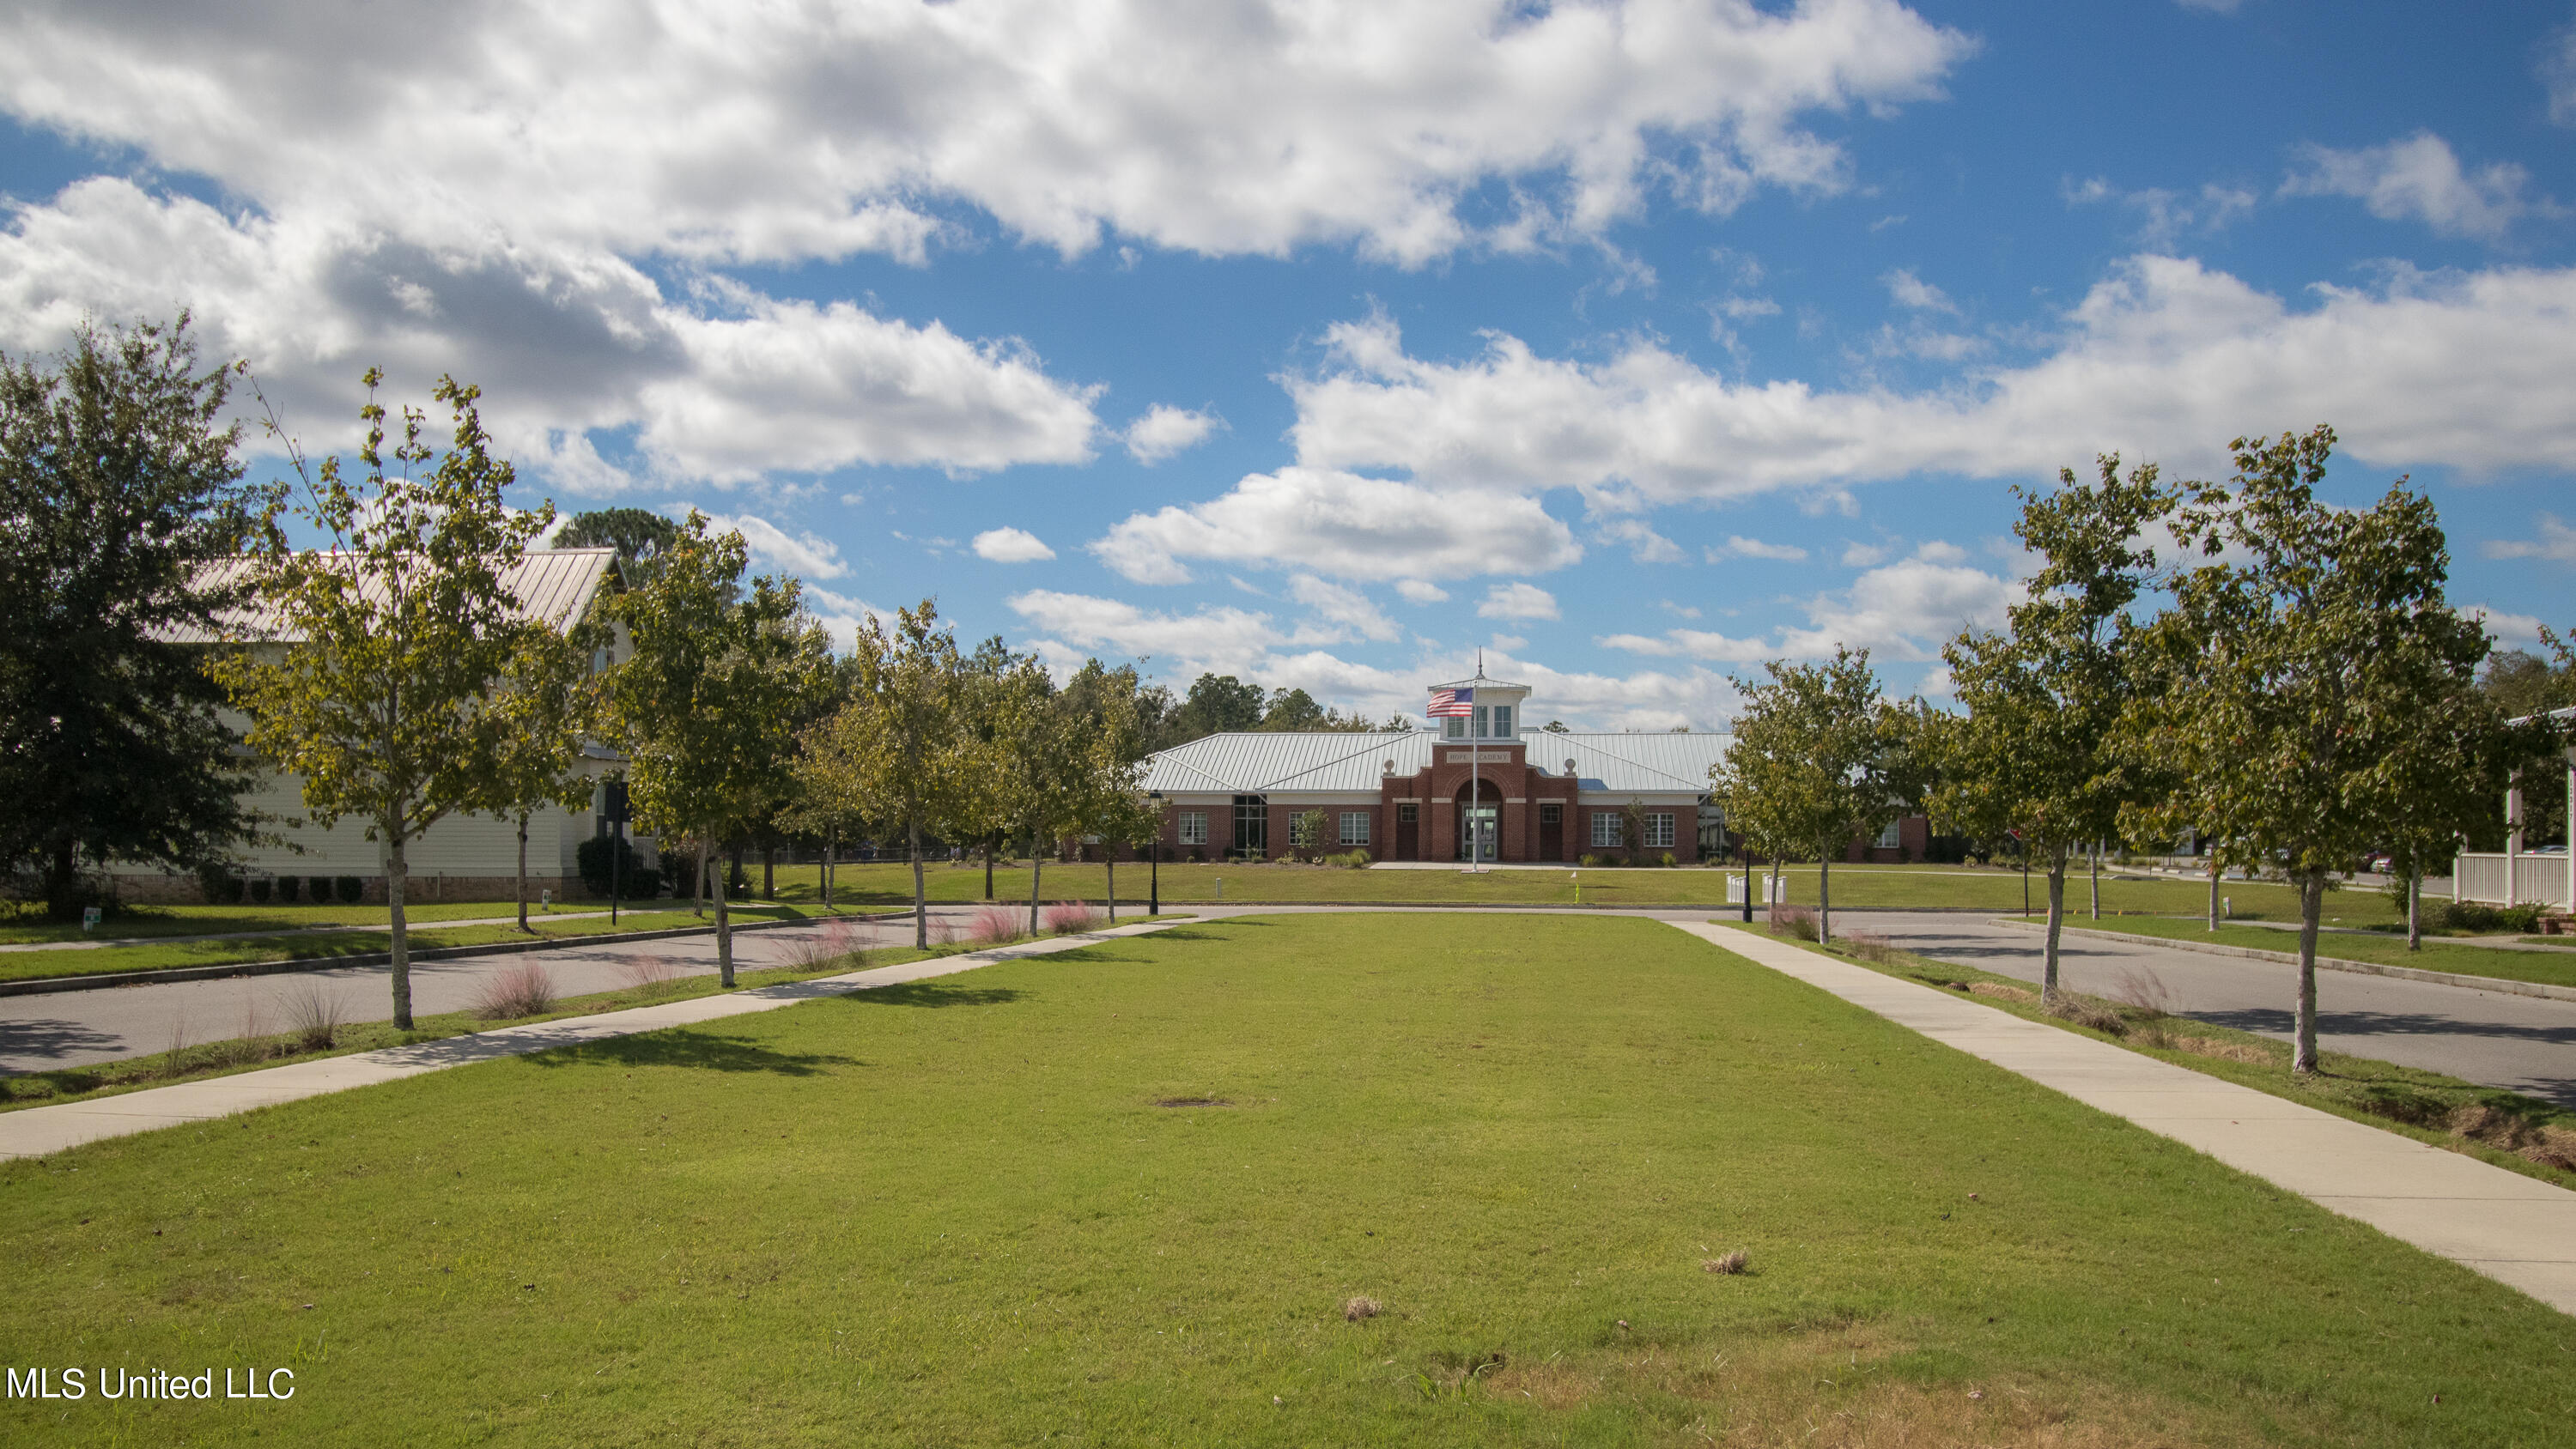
1874 820 1903 849
1590 813 1623 848
1443 716 1467 739
1177 811 1207 846
1491 704 1513 737
1397 803 1419 823
1645 812 1675 849
1339 811 1371 846
1539 803 1561 825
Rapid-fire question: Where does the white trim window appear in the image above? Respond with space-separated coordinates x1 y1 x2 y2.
1644 812 1675 849
1874 820 1903 849
1339 811 1371 846
1590 812 1624 848
1177 811 1208 846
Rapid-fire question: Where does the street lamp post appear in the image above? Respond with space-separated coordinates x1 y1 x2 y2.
1146 791 1163 917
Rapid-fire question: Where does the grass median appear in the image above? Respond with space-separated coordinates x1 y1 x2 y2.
2000 914 2576 992
1717 919 2576 1195
3 912 2567 1446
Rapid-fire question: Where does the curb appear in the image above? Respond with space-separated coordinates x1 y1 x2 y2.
1988 919 2576 1004
0 912 903 999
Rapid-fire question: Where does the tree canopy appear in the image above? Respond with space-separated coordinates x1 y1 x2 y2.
0 314 271 917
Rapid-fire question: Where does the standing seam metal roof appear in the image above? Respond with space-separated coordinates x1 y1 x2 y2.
1140 729 1734 795
161 549 623 643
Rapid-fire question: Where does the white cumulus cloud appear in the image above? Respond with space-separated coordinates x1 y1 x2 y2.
1478 582 1561 620
1710 536 1808 561
973 527 1058 563
1090 466 1580 584
1395 579 1451 604
2483 512 2576 564
2281 132 2544 240
1122 405 1224 464
699 512 847 581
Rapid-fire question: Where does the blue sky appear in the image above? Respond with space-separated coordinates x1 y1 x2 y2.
4 1 2572 727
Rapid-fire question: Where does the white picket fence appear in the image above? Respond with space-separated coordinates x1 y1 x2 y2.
2454 852 2573 908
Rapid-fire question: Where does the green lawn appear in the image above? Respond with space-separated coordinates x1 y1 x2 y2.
2020 914 2576 991
0 904 876 985
769 858 2385 922
3 914 2567 1446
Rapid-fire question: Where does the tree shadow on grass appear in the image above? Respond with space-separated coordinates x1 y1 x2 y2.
526 1031 860 1076
844 982 1024 1009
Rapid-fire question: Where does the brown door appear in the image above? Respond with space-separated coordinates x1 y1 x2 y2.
1396 803 1419 860
1539 802 1564 860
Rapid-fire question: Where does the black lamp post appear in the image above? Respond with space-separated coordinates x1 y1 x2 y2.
1146 791 1163 916
1739 835 1753 924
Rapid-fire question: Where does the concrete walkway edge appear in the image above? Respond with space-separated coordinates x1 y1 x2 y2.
0 919 1182 1161
1672 920 2576 1318
1988 917 2576 1004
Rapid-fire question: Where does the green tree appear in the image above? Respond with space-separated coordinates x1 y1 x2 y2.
1062 660 1154 919
1936 456 2172 1003
215 373 543 1029
555 508 683 587
801 601 971 949
989 659 1096 934
476 610 609 931
2142 426 2494 1073
0 315 272 918
610 511 833 985
1173 673 1265 738
1715 648 1917 944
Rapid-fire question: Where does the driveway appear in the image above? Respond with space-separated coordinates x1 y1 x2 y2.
1851 909 2576 1109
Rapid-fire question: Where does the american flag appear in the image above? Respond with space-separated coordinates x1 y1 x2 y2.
1426 687 1473 718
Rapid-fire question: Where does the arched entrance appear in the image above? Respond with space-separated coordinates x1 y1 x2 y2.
1455 780 1498 863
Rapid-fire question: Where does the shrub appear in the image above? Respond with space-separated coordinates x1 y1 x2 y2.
1042 900 1101 934
335 876 367 904
2046 995 2127 1037
575 834 662 899
2434 900 2543 935
1659 852 1677 868
248 877 272 905
969 905 1023 946
274 876 299 903
281 982 348 1052
1774 903 1816 941
470 961 557 1019
615 954 683 996
307 876 331 904
195 862 245 905
1577 853 1602 868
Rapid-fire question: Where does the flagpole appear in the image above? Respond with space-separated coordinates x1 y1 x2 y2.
1470 655 1481 872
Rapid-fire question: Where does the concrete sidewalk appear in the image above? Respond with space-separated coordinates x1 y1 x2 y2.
1671 920 2576 1317
0 917 1185 1161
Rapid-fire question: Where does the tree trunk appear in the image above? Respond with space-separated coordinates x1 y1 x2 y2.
2043 852 2068 1005
1106 852 1117 925
2293 871 2323 1075
515 810 531 932
2406 868 2422 951
2206 856 2220 932
693 838 706 917
1766 856 1781 926
762 845 775 900
45 834 77 922
984 837 995 900
1818 857 1832 945
1029 845 1044 936
2088 842 2100 920
823 834 835 909
909 815 927 950
387 830 414 1031
714 840 734 989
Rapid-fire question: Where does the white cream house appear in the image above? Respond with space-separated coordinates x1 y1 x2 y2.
113 548 637 904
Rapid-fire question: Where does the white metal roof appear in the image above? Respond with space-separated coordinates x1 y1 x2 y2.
1141 728 1734 796
165 548 623 643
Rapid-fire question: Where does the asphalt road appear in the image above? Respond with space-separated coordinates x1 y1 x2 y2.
1851 909 2576 1108
0 907 999 1075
